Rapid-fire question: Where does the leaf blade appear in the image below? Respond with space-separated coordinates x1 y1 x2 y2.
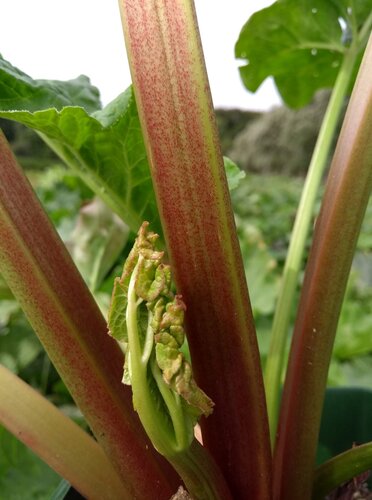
235 0 372 107
0 54 101 112
0 55 160 234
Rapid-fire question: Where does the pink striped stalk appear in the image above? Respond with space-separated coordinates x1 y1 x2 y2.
118 1 272 497
0 131 179 499
274 35 372 500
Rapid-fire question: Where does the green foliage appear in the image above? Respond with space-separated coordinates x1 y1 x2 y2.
235 0 372 107
232 173 305 261
232 173 372 384
0 56 100 112
30 166 92 240
0 119 58 170
0 55 159 234
328 228 372 389
232 174 303 358
235 217 279 318
332 254 372 365
0 426 60 499
68 197 130 293
0 55 244 241
0 304 43 374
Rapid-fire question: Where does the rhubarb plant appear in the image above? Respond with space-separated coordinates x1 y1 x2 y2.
0 0 372 499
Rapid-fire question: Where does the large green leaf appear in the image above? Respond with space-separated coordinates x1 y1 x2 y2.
0 55 160 234
0 55 100 113
235 0 372 107
0 56 245 237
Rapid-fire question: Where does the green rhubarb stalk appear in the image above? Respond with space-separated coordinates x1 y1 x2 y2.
118 1 272 497
0 364 123 500
312 442 372 499
0 131 179 498
108 222 231 499
265 36 360 446
273 34 372 500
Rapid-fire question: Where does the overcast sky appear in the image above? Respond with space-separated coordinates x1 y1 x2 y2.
0 0 282 110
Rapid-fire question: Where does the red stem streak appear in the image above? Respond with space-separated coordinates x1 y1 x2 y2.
274 36 372 500
0 132 179 499
119 1 272 497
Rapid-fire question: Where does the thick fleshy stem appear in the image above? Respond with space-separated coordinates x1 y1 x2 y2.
273 35 372 500
0 364 123 500
0 131 179 498
312 442 372 499
118 1 272 497
264 43 359 446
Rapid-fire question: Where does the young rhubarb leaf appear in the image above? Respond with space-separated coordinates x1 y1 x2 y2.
108 222 213 456
236 0 372 107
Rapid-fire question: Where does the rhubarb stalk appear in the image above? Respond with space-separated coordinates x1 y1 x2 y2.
0 131 179 498
0 364 123 500
118 1 272 497
274 35 372 500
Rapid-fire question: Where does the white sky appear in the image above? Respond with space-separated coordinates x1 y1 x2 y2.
0 0 282 111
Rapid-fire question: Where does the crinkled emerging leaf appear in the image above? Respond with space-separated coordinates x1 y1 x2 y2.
235 0 372 107
152 296 214 417
108 223 213 422
108 279 128 344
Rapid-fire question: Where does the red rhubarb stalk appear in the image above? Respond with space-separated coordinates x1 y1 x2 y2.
118 1 272 497
0 131 179 498
274 35 372 500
